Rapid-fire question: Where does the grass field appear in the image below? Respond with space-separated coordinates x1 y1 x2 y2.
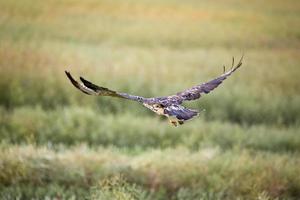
0 0 300 199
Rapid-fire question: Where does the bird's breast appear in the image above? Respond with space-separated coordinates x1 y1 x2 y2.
143 103 165 115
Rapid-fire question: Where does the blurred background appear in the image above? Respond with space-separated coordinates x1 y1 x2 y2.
0 0 300 199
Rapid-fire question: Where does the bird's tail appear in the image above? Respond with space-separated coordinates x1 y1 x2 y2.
165 105 200 121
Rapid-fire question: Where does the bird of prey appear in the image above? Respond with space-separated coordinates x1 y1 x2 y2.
65 56 243 126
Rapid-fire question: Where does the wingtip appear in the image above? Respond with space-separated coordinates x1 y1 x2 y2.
233 54 244 69
65 70 71 77
64 70 79 87
65 71 74 80
79 76 103 91
240 53 244 63
236 53 244 69
223 54 244 74
80 76 92 86
79 76 86 82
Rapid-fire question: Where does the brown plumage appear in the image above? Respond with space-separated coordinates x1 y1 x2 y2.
65 55 243 126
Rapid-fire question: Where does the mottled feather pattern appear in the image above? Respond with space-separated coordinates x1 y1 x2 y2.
175 55 243 102
65 55 243 126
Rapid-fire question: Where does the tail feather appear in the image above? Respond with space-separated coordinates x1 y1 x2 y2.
164 105 199 121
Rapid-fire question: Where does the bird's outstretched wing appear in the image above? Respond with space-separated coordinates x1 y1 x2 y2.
65 71 145 102
171 55 243 103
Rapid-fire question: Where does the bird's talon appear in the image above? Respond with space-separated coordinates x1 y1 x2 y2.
170 120 178 127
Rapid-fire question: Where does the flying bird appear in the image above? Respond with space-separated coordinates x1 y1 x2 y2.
65 56 243 126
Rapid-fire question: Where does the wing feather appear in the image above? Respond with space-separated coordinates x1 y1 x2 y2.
65 71 145 102
175 55 243 102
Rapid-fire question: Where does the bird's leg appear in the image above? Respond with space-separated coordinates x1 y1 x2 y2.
169 119 178 127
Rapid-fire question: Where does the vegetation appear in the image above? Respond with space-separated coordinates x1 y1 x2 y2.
0 0 299 199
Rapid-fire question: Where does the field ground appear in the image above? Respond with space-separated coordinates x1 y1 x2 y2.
0 0 300 199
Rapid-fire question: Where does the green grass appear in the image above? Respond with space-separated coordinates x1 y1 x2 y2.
1 107 300 153
1 145 300 200
0 0 300 199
